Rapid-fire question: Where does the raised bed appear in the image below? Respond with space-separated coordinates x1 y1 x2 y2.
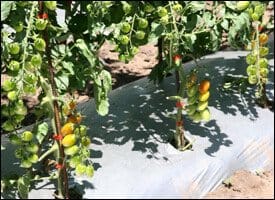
1 34 274 199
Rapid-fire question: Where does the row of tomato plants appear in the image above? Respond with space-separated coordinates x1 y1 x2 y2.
1 1 273 199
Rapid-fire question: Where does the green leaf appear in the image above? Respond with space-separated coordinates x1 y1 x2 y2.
97 99 109 116
221 19 229 30
55 73 69 91
189 2 205 13
184 34 197 51
101 70 112 93
1 1 14 21
75 39 96 67
17 174 31 199
203 12 214 27
225 1 237 11
186 14 198 32
148 22 164 43
94 83 102 103
62 61 75 75
36 122 48 144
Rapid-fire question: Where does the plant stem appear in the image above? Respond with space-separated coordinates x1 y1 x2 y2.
175 66 186 150
38 1 69 198
17 2 37 95
38 143 58 162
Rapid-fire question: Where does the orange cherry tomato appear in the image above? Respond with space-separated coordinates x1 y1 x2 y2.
61 122 75 136
259 33 268 45
199 80 210 94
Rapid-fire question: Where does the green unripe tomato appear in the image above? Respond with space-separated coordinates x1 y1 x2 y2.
138 18 148 29
122 2 131 14
28 154 38 163
197 101 208 111
85 165 94 177
9 134 22 145
8 60 20 71
34 38 46 52
246 65 257 76
7 91 17 101
15 101 27 116
200 108 211 121
69 156 81 168
251 12 260 21
187 85 198 97
192 111 202 123
121 22 131 33
160 15 169 25
62 134 76 147
26 143 39 153
254 4 265 16
31 54 42 67
259 58 268 68
2 120 15 132
236 1 250 11
15 148 24 158
75 163 86 176
44 1 57 10
20 159 32 168
246 53 257 65
186 104 197 116
35 19 48 31
73 125 87 136
248 75 258 84
173 3 183 13
21 131 33 142
118 54 126 62
2 79 16 92
119 35 129 45
8 43 20 55
260 68 269 77
135 30 145 40
14 114 25 123
24 74 38 85
247 7 254 15
144 4 154 13
14 21 24 33
64 145 79 156
259 47 269 57
81 136 91 147
187 95 197 105
130 46 139 55
25 62 35 71
23 85 36 95
157 6 168 17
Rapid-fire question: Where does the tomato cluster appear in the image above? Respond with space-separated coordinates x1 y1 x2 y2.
61 100 94 177
9 131 39 168
246 32 269 87
247 2 266 22
186 72 211 122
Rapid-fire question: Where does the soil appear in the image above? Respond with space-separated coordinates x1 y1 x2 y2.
205 170 274 199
